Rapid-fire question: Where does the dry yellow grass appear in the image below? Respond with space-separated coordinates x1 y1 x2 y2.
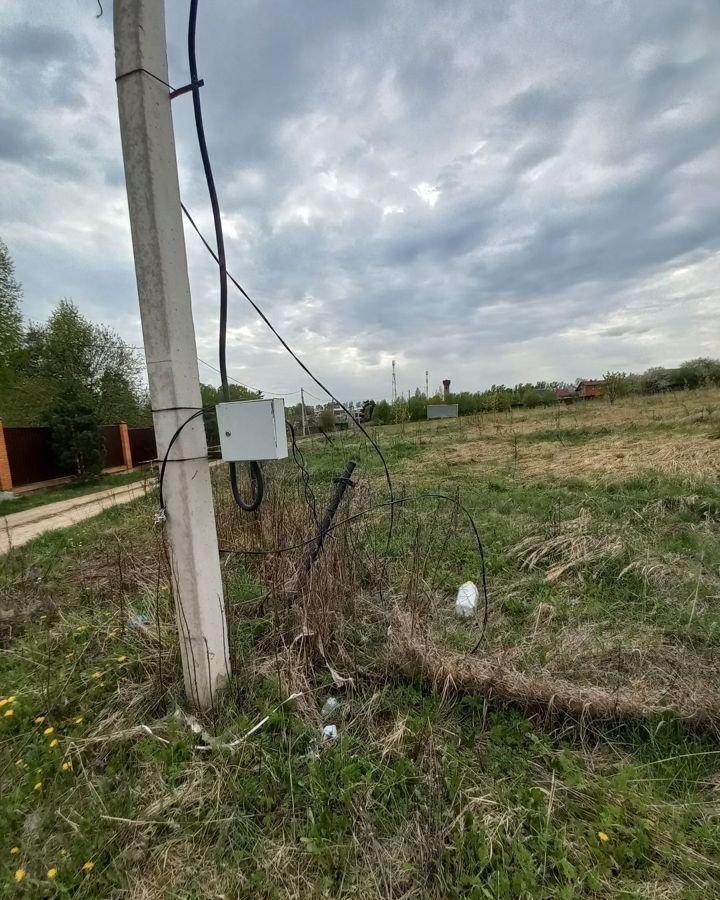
440 432 720 479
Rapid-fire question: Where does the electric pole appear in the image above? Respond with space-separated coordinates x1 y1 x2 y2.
392 359 397 403
300 388 308 436
425 370 429 398
114 0 230 709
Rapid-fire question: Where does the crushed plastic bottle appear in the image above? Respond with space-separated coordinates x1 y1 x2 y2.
321 697 339 719
455 581 479 618
322 724 338 740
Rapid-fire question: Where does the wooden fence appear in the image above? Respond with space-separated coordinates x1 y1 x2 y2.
0 421 157 493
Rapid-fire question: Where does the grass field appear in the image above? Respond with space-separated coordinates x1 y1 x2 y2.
1 389 719 897
0 468 153 517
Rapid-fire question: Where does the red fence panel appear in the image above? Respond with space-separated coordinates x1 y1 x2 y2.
128 427 157 465
102 425 125 469
4 427 74 487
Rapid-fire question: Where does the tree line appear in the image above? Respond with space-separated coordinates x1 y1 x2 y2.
368 360 720 425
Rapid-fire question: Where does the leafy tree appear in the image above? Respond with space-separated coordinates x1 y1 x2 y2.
0 238 23 389
47 385 104 480
603 371 631 404
372 399 391 425
200 382 262 446
675 358 720 389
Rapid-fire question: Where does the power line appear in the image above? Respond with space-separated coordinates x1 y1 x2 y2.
195 356 298 397
129 346 298 398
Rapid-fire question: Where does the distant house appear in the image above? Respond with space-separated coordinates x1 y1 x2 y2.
556 387 574 403
575 379 604 399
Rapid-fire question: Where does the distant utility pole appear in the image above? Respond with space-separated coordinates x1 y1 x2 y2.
425 370 429 398
392 359 397 403
114 0 229 709
300 388 308 436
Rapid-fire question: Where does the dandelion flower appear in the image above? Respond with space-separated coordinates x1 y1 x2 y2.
82 861 94 872
116 655 127 663
34 782 43 791
15 868 26 882
0 698 9 708
598 831 609 843
91 672 101 680
49 738 59 749
7 696 17 703
10 847 20 855
62 761 72 771
47 868 57 879
74 716 84 725
43 726 54 735
35 716 46 724
4 709 14 718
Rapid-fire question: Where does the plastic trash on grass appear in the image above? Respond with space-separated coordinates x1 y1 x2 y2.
321 697 339 719
322 724 338 740
455 581 479 618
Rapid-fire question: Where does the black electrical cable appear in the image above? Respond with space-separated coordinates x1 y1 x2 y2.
157 407 211 513
188 0 262 512
287 421 318 524
181 202 396 550
220 491 490 650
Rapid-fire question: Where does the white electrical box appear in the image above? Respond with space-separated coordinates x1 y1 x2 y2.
216 399 288 461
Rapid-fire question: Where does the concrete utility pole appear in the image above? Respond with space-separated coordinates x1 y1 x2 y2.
300 388 308 436
392 359 397 403
425 370 429 398
114 0 230 709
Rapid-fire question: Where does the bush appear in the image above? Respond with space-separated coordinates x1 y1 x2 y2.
318 407 336 432
47 387 104 480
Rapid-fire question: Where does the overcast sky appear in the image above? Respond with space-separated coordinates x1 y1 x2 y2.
1 1 719 402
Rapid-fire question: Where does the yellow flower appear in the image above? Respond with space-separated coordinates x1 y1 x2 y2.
91 672 101 680
35 715 46 724
74 716 84 725
0 698 9 708
47 868 57 879
34 782 43 791
43 726 54 735
598 831 610 843
15 868 25 882
7 696 17 703
82 861 94 872
116 655 127 663
10 847 20 855
49 738 59 748
4 709 14 718
62 761 72 771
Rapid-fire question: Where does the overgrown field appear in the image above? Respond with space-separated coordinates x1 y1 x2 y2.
2 389 720 898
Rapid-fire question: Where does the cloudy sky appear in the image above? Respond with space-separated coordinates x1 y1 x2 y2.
1 1 719 402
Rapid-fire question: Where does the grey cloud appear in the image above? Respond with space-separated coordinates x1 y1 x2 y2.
0 22 77 61
3 0 720 400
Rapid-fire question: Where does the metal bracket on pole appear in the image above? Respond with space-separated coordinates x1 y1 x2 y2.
304 461 356 571
169 79 204 100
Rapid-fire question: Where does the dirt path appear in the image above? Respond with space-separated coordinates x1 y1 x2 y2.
0 481 152 554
